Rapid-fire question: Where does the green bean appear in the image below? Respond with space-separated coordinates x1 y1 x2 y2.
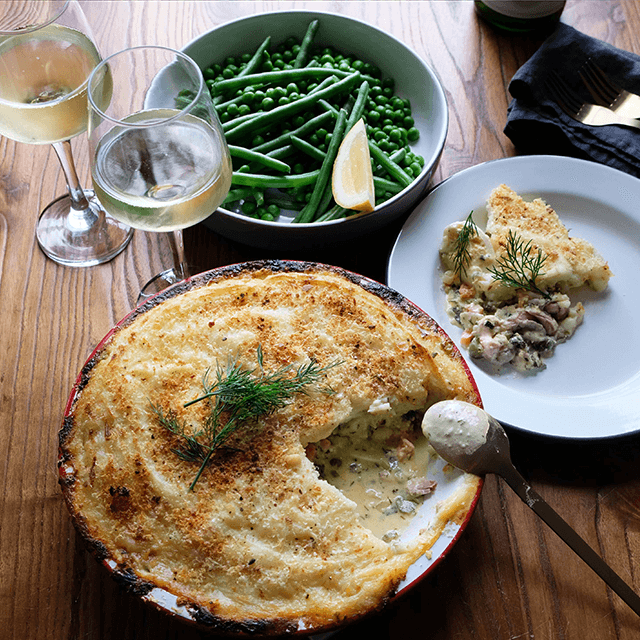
369 140 413 187
253 110 334 154
231 170 320 189
215 92 248 112
212 67 367 96
222 111 258 133
223 187 253 204
293 20 319 68
238 36 271 77
251 187 265 206
307 75 338 95
344 80 370 133
315 205 349 222
228 145 291 173
264 191 303 211
266 145 295 160
373 176 404 196
290 135 326 162
389 148 406 165
225 73 360 144
315 182 334 218
317 99 339 116
294 108 347 223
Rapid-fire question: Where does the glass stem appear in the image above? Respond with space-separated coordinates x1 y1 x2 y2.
170 229 189 281
51 140 91 215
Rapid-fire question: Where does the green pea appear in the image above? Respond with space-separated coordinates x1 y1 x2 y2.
389 128 402 142
367 110 381 123
242 200 257 215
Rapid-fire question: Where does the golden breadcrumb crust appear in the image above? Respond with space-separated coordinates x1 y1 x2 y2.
59 261 480 636
487 184 612 292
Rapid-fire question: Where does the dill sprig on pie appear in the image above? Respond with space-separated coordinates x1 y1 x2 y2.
452 211 478 278
153 346 338 491
488 230 549 298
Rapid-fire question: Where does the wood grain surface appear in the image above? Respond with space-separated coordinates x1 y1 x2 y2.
1 2 639 639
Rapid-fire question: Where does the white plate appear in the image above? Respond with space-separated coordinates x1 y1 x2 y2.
387 155 640 440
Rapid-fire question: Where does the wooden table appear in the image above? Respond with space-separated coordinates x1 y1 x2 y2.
2 2 639 639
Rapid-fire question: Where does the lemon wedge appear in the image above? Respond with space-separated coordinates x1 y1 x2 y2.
332 118 375 213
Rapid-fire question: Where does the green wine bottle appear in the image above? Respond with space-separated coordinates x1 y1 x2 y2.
474 1 566 34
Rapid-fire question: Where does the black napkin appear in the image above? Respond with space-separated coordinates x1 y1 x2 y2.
505 22 640 179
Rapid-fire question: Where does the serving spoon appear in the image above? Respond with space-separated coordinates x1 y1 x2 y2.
422 400 640 617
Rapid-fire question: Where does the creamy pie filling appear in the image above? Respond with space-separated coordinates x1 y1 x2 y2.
444 284 585 372
307 411 438 541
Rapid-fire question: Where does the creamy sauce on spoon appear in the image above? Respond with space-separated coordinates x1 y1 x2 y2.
421 400 490 469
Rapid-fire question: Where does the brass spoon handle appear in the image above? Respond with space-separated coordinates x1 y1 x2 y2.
499 462 640 617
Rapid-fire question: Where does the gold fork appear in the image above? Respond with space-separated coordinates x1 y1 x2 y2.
578 58 640 119
545 71 640 130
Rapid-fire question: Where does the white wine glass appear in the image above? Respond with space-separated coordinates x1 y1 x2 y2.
87 45 232 305
0 0 132 266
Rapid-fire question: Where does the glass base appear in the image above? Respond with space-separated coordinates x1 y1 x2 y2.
136 267 183 306
36 189 133 267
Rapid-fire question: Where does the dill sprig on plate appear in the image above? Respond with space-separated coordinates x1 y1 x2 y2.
452 211 478 278
488 230 549 298
152 346 338 491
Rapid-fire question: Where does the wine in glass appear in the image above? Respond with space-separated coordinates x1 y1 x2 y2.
0 0 132 266
87 45 232 304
